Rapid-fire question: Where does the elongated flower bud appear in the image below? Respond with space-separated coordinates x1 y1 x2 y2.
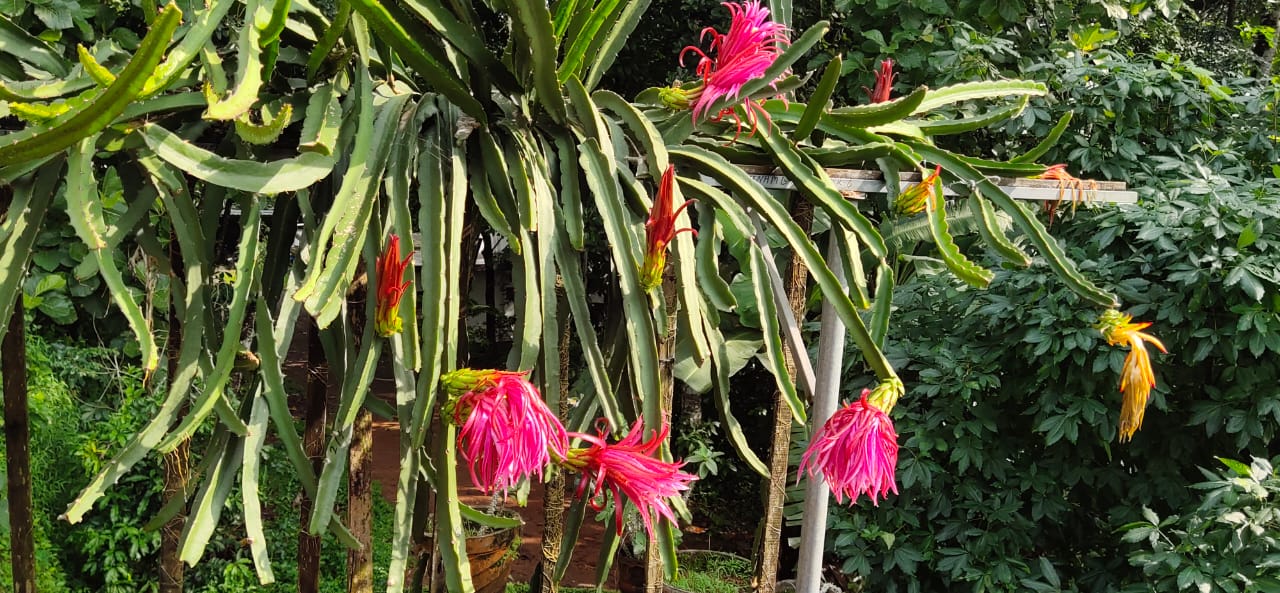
865 58 895 104
375 235 414 337
640 165 696 291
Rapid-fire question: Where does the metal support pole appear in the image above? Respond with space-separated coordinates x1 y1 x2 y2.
794 234 847 593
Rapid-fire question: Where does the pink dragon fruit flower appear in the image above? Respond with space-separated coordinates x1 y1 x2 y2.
441 369 569 494
799 388 899 505
564 419 698 539
675 0 789 137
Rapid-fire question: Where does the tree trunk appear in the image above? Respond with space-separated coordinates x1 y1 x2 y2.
539 285 573 593
1260 3 1280 79
644 266 682 593
346 272 373 592
160 230 188 593
753 199 814 593
299 321 328 593
3 300 35 593
347 407 374 593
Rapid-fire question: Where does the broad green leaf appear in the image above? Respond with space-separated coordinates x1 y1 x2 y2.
911 96 1029 136
62 170 208 524
401 0 518 91
66 136 160 375
0 160 60 347
291 63 409 324
757 129 887 259
204 0 268 120
240 392 275 583
511 0 567 123
177 428 242 565
580 138 661 430
671 146 898 383
0 14 70 77
297 83 342 154
255 296 360 548
558 0 621 83
826 85 927 128
0 4 181 166
907 141 1118 307
912 80 1047 115
969 193 1031 267
705 315 770 477
1011 111 1074 164
309 280 384 534
749 243 804 423
141 124 338 194
346 0 485 120
583 0 651 90
156 199 263 451
305 0 351 82
792 54 842 142
140 0 236 97
923 173 993 288
434 424 475 593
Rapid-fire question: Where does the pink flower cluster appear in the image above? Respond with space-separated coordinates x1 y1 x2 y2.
679 1 789 136
446 370 568 494
799 389 899 505
442 370 697 540
566 420 697 537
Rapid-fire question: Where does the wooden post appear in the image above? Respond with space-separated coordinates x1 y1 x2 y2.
754 199 813 593
643 264 681 593
539 284 572 593
348 407 374 592
794 236 848 593
160 228 188 593
3 299 35 593
348 282 373 593
298 320 328 593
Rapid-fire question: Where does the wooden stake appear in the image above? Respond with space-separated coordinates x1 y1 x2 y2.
754 198 813 593
299 319 328 593
3 298 35 593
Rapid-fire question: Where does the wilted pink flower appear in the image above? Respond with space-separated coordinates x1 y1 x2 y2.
678 1 788 137
565 420 697 539
444 370 569 494
799 390 899 505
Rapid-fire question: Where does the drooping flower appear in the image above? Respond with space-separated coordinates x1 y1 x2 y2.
1033 164 1099 224
563 419 697 539
640 165 696 291
894 165 941 216
864 58 896 103
799 389 899 505
1096 310 1167 442
375 234 415 337
674 1 789 137
443 369 569 493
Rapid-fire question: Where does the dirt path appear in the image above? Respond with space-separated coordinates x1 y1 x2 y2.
370 420 610 589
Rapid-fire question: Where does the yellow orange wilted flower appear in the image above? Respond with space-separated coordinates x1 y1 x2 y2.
1096 310 1168 442
1033 164 1099 224
894 165 941 216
